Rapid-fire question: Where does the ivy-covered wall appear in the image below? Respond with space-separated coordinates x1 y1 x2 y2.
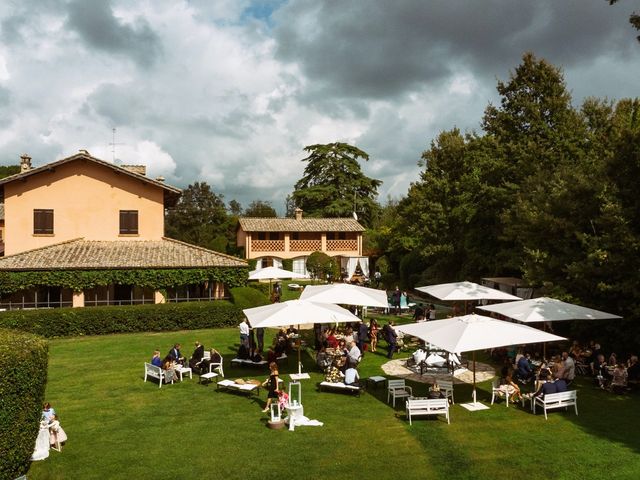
0 267 248 295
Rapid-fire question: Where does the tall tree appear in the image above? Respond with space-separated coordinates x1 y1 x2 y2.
0 165 19 179
165 182 231 252
291 142 382 226
244 200 277 217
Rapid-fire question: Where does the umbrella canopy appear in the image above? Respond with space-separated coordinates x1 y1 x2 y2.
397 314 565 406
416 281 521 301
477 296 622 323
299 283 389 308
396 314 565 353
243 300 360 329
248 266 309 280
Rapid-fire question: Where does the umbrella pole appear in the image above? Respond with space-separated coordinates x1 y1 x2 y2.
472 350 477 404
543 322 547 360
297 323 302 374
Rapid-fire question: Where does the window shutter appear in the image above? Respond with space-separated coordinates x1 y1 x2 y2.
119 210 139 234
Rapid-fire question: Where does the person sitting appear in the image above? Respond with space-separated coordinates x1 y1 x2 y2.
326 329 338 349
151 350 163 368
162 356 179 383
532 374 558 399
167 344 185 365
608 352 618 367
554 377 568 392
627 355 639 384
610 362 628 394
316 346 332 371
286 325 298 337
344 367 360 386
199 348 222 372
343 327 354 345
347 341 361 368
516 352 534 383
498 373 523 403
189 341 205 371
237 342 251 360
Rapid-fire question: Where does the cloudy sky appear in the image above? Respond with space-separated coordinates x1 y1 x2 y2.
0 0 639 213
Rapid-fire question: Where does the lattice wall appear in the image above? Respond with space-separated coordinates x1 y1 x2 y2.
251 240 285 252
290 239 322 251
327 239 358 251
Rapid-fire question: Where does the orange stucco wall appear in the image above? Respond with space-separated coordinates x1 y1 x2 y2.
4 159 165 255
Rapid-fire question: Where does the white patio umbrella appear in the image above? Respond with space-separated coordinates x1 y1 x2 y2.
416 281 522 302
396 314 565 407
248 266 309 296
243 300 361 373
248 266 310 281
299 283 389 308
477 297 622 323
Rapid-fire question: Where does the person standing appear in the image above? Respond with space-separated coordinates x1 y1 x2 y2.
239 318 250 348
256 327 265 353
385 321 398 359
369 319 379 353
358 321 368 354
392 287 401 315
261 362 280 413
562 351 576 386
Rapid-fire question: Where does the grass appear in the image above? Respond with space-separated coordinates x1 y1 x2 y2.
27 324 640 480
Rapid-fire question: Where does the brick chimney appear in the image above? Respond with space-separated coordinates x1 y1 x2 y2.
121 165 146 176
20 154 32 173
295 207 303 220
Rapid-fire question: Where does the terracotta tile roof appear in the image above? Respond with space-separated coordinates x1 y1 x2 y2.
0 151 182 207
0 238 247 270
238 217 365 232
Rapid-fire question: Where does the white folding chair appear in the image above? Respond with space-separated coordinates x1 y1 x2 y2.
387 379 413 407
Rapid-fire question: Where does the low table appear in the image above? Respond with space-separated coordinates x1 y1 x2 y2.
199 371 219 384
175 366 192 381
368 376 386 389
216 379 260 396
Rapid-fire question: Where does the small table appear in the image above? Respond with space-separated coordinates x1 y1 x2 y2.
199 371 218 384
368 376 386 389
175 366 192 381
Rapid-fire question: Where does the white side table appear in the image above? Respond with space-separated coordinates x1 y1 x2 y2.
176 366 192 381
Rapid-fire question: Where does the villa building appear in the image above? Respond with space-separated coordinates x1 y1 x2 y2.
0 151 246 309
237 208 370 280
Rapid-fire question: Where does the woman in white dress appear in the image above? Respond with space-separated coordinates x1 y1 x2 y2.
31 420 50 461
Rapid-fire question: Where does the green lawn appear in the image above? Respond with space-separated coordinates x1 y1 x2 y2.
28 326 640 480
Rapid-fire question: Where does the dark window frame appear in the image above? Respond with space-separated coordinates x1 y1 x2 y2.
119 210 139 235
33 209 54 234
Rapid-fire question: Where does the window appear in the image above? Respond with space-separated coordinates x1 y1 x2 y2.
34 209 54 234
119 210 139 235
269 232 279 240
257 232 266 240
291 232 299 240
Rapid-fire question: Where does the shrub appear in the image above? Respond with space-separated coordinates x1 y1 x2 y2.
306 251 335 280
0 301 244 338
0 329 48 479
281 259 293 271
229 287 270 311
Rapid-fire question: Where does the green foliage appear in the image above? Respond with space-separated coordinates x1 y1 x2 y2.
0 267 248 295
229 286 270 311
247 281 271 297
243 200 277 217
165 182 238 254
0 165 20 179
305 251 337 281
0 329 48 479
0 302 243 338
281 258 293 271
291 142 382 226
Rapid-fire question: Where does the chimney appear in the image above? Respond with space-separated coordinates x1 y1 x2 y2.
295 207 303 220
121 165 147 176
20 154 32 173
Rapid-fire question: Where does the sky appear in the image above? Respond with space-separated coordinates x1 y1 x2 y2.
0 0 639 213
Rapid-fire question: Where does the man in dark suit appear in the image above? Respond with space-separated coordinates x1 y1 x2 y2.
189 341 205 370
168 343 184 364
385 321 398 359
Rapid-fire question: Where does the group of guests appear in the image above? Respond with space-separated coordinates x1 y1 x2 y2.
32 402 68 460
238 318 266 360
317 336 363 386
150 341 222 383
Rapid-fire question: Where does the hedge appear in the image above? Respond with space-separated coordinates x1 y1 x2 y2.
0 301 245 339
0 329 48 480
229 287 270 312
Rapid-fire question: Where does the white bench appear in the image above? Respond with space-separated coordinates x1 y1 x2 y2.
319 381 362 396
534 390 578 420
216 379 261 396
144 363 172 388
406 398 450 425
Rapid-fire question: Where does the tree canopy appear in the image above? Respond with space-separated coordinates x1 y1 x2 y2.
291 142 382 226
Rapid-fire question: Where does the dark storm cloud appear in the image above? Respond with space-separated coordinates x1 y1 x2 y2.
66 0 162 68
274 0 634 101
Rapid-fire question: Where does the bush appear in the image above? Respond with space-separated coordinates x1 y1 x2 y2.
0 301 244 338
0 329 48 479
281 259 293 271
247 281 272 298
229 287 270 311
